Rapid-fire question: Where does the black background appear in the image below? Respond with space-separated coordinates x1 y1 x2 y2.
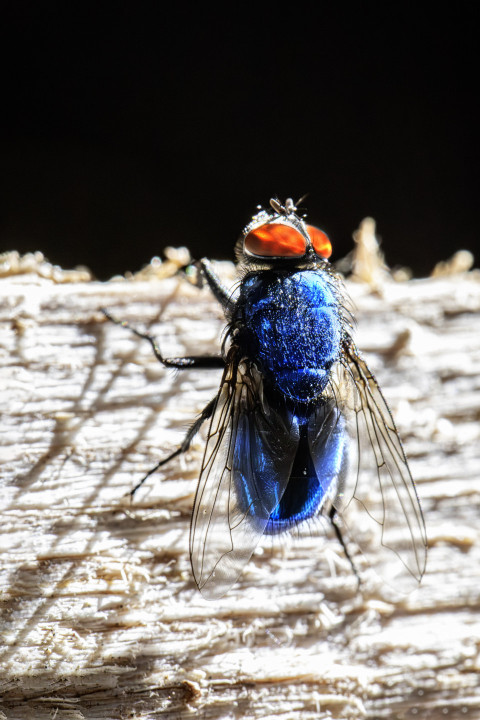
0 5 476 279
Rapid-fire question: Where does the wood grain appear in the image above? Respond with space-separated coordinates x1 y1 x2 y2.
1 253 480 719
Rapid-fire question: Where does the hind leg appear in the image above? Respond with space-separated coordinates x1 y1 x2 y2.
129 396 217 497
328 506 361 587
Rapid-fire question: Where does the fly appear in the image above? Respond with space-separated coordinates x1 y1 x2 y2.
105 197 427 599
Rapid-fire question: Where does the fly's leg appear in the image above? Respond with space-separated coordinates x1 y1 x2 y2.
328 506 361 588
102 309 225 369
176 256 234 312
129 396 217 498
102 310 223 494
195 258 235 314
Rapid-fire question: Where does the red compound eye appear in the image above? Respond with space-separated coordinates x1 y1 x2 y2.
244 223 307 257
307 225 332 258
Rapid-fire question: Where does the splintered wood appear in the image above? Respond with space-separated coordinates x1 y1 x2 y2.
1 249 480 719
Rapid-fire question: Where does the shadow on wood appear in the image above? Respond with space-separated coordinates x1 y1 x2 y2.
1 249 480 719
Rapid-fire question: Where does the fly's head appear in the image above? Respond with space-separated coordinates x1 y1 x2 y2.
235 197 332 272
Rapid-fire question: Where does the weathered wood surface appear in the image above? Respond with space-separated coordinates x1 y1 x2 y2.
1 252 480 719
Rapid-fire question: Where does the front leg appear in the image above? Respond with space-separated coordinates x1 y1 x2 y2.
196 258 236 315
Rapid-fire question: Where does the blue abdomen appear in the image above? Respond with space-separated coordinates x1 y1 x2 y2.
238 270 342 402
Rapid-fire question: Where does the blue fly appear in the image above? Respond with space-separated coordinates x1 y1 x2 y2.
107 197 427 599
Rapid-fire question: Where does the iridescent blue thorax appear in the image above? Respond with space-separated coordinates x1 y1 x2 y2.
235 269 343 402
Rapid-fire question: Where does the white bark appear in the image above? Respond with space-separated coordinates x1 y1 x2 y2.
1 254 480 719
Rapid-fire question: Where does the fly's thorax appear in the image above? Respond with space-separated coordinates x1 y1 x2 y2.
233 268 344 402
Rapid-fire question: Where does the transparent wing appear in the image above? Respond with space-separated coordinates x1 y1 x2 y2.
190 358 299 599
307 399 350 512
330 338 427 591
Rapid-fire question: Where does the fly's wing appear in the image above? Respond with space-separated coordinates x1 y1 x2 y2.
307 399 351 513
190 358 299 599
329 338 427 591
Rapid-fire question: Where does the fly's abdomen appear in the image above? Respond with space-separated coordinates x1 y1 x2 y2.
240 270 342 402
